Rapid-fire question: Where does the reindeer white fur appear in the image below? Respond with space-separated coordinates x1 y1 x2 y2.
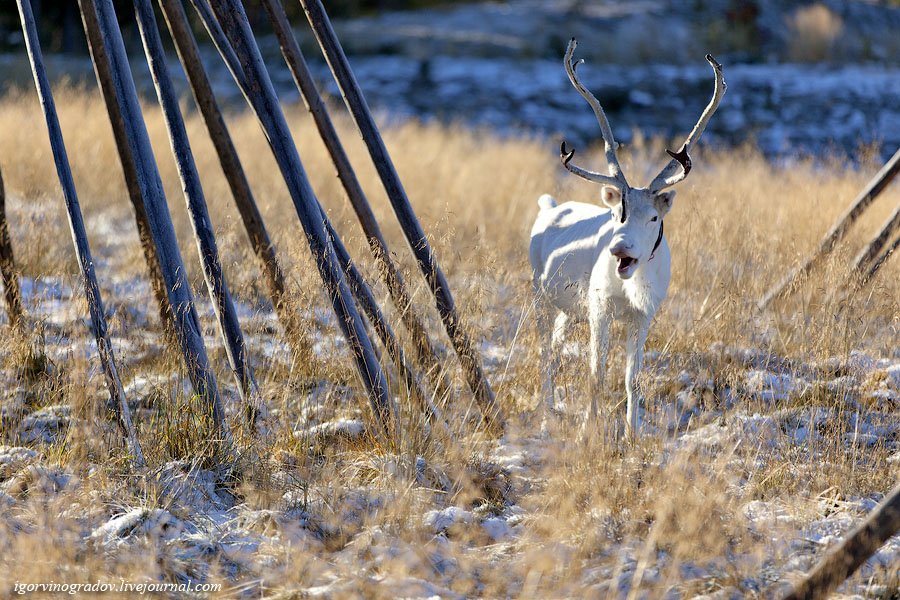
530 38 725 436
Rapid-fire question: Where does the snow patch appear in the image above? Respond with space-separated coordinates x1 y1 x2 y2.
745 370 809 403
482 516 511 541
295 419 367 446
423 506 474 533
0 446 39 479
91 508 183 548
17 405 71 445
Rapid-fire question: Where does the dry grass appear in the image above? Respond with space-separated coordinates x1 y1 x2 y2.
0 86 897 598
787 3 844 63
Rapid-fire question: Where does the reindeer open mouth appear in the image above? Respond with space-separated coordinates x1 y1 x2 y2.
616 256 637 274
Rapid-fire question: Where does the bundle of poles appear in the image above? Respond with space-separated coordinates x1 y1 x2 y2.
8 0 506 468
758 146 900 310
7 0 895 459
4 1 898 596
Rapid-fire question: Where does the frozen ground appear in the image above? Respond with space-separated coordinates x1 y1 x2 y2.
0 270 897 597
0 2 898 594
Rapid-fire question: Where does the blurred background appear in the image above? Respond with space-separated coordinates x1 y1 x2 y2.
1 0 899 159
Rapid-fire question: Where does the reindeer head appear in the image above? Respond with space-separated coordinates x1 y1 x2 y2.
560 38 726 280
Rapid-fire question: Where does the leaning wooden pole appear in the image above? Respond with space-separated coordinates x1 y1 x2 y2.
851 202 900 275
131 0 261 421
191 0 395 438
261 0 450 395
759 147 900 310
187 0 440 426
863 233 899 284
323 216 445 424
77 0 176 341
781 482 900 600
0 166 24 329
17 0 144 466
78 0 226 433
156 0 310 367
299 0 502 429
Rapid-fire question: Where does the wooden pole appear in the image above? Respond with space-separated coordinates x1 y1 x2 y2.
193 0 440 420
155 0 311 367
323 215 445 425
18 0 144 467
78 0 226 433
77 0 176 342
298 0 503 430
852 202 900 274
261 0 450 396
759 147 900 310
0 166 24 329
163 0 445 431
781 482 900 600
190 0 395 438
863 233 899 284
131 0 261 422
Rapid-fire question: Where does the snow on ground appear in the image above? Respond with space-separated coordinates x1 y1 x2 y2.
0 271 897 597
1 1 897 592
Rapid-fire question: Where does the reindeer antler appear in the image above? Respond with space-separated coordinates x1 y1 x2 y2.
559 141 623 186
560 38 628 189
649 54 725 193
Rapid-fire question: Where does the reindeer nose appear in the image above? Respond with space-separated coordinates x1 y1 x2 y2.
610 241 633 259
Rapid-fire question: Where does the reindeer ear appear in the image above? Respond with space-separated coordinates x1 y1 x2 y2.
600 186 622 208
655 190 675 216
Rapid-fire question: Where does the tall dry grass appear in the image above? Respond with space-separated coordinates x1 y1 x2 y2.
787 3 844 63
0 85 897 597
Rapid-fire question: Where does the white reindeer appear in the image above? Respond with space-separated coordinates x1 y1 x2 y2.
530 38 725 436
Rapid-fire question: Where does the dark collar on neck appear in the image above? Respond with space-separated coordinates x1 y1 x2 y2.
649 220 664 260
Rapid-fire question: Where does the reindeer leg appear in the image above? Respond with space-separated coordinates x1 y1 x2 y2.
625 316 650 439
549 311 569 402
587 292 611 425
535 290 557 414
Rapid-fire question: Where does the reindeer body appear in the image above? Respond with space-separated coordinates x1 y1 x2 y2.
533 38 725 436
531 195 671 434
530 196 671 320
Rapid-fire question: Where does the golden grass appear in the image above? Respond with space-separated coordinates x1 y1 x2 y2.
787 3 844 63
0 85 897 598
